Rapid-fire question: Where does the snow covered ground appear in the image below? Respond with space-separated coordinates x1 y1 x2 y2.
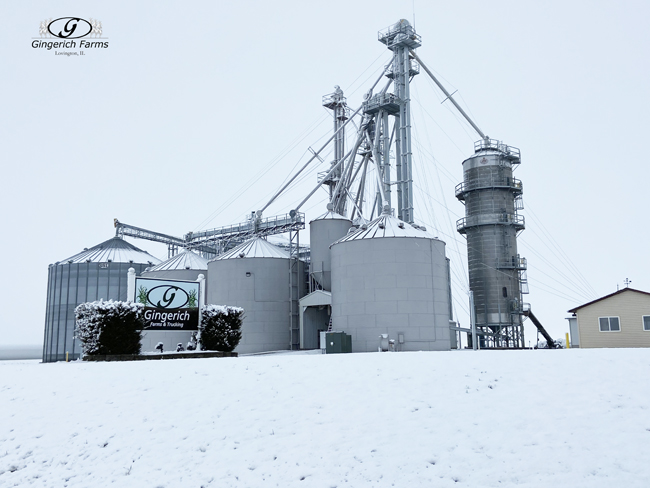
1 348 649 487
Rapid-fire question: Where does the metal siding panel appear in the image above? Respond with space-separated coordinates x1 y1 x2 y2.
577 291 650 348
331 237 451 352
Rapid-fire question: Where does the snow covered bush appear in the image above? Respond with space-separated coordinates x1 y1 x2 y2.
75 300 144 356
199 305 244 352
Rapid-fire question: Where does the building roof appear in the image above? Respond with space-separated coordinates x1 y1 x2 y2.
568 288 650 313
145 250 208 271
309 210 351 224
331 214 434 245
299 290 332 307
58 237 161 265
213 237 289 260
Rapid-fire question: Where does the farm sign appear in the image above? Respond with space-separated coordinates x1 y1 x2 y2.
134 277 200 330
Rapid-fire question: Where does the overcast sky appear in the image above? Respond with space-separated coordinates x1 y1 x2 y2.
2 0 649 347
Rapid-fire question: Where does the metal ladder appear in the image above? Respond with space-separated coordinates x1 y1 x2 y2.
289 229 301 350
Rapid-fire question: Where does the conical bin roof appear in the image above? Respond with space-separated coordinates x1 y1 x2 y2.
332 214 434 245
146 250 208 271
213 237 289 260
58 237 160 265
309 210 351 224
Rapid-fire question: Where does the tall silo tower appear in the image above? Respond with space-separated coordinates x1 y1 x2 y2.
456 139 527 348
43 237 160 362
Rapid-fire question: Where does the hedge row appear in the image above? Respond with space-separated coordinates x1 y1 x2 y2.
75 301 244 357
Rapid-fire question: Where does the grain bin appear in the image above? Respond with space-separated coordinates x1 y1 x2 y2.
309 209 352 291
330 215 451 352
43 237 160 362
207 237 305 354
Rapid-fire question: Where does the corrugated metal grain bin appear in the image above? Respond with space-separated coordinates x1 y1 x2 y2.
43 237 160 362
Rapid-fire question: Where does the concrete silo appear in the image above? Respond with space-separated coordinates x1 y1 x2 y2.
456 139 526 348
207 237 305 354
140 249 208 352
43 237 160 362
330 214 452 352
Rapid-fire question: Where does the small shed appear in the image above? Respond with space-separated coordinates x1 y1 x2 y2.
567 288 650 348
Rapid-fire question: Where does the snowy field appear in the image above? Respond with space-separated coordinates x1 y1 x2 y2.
1 349 649 487
0 346 41 361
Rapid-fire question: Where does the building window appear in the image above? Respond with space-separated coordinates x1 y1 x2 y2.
643 316 650 331
599 316 620 332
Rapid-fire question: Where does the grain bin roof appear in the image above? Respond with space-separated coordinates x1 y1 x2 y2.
213 237 289 260
59 237 161 265
309 210 351 224
332 214 434 245
146 250 208 271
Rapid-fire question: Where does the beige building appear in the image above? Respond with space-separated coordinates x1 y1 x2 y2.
567 288 650 348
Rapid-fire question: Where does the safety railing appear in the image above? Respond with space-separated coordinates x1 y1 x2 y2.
362 92 402 115
186 212 305 243
455 177 523 199
378 21 421 48
474 139 521 162
386 60 420 78
495 256 527 270
456 213 525 232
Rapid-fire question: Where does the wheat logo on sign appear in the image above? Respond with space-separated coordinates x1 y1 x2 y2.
88 18 103 37
39 19 53 38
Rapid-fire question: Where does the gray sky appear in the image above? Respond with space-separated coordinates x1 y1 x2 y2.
2 0 649 346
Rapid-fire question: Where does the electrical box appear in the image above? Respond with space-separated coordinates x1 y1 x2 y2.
325 332 352 354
